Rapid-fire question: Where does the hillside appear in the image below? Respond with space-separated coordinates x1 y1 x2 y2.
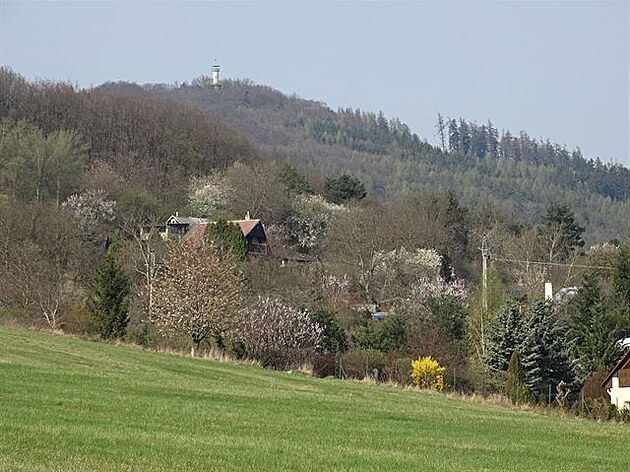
0 68 260 210
1 69 629 411
1 325 629 471
122 78 630 244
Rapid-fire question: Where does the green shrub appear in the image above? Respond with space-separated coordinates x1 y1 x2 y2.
383 357 412 385
309 307 348 354
618 407 630 423
575 397 618 421
125 322 159 348
62 304 100 336
340 349 387 381
204 218 246 261
444 365 485 394
352 314 406 353
0 308 30 326
312 353 337 378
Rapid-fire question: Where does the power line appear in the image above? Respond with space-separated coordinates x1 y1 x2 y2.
491 257 615 271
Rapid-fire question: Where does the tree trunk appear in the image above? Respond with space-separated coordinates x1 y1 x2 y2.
191 339 200 358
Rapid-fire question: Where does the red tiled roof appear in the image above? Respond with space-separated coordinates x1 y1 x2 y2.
180 219 262 246
181 223 207 246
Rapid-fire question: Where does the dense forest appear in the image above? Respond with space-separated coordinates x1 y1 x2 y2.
1 68 629 418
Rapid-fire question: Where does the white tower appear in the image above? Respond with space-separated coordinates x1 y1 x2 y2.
211 60 221 89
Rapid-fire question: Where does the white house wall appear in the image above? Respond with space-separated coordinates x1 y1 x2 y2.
608 377 630 410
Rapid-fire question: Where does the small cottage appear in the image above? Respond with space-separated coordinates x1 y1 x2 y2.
602 349 630 410
140 213 267 255
182 216 267 254
140 214 206 240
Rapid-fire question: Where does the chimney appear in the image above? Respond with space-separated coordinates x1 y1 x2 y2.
245 211 250 220
544 282 553 301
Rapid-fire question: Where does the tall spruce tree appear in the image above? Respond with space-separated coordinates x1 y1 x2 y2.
89 246 130 340
485 303 526 372
538 204 585 262
568 273 622 382
448 119 460 152
520 301 573 401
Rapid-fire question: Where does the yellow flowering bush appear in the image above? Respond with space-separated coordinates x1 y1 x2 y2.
410 356 445 391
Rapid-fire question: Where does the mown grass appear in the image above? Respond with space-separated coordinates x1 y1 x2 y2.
1 325 628 471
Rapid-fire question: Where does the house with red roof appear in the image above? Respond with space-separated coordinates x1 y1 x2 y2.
142 212 267 255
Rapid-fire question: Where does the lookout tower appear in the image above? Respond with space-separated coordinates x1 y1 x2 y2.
211 60 221 89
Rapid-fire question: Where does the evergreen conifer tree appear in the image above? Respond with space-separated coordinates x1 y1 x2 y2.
568 273 622 382
506 349 530 404
323 174 366 204
485 303 525 372
205 218 246 262
520 301 573 401
89 246 130 340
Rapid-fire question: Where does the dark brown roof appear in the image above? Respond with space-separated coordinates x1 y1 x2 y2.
601 349 630 388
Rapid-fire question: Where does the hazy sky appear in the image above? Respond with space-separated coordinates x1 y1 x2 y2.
1 1 629 166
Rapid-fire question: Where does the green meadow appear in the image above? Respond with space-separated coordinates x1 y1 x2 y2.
1 325 628 471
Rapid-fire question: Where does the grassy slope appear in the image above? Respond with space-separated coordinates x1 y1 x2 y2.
1 326 628 472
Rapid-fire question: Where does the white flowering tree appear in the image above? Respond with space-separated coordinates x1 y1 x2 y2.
406 277 467 303
373 247 444 303
228 298 323 369
318 273 351 306
286 194 346 252
187 174 229 218
61 189 115 239
150 241 242 357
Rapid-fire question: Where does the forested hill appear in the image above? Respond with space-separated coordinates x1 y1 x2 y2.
1 67 628 244
108 78 630 244
0 69 259 211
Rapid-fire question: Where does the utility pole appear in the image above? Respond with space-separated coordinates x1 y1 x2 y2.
479 236 490 356
148 249 156 317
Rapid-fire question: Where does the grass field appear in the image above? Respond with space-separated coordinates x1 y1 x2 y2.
1 326 629 471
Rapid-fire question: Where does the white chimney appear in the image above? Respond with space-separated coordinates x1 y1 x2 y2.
544 282 553 301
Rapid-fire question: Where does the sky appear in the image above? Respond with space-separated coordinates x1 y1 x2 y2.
1 1 629 166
